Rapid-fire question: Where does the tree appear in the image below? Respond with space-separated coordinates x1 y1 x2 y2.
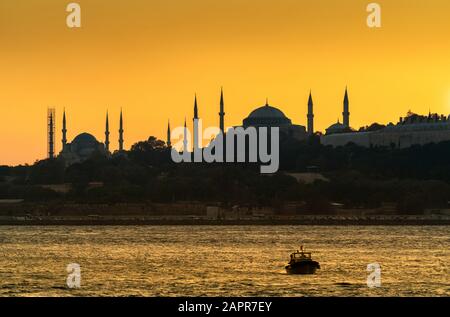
28 159 65 184
129 136 171 167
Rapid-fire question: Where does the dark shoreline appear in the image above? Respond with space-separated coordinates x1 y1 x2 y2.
1 218 449 226
1 202 450 226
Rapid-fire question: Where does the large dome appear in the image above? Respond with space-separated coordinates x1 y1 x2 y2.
243 103 292 127
70 133 102 159
72 133 99 147
248 104 288 119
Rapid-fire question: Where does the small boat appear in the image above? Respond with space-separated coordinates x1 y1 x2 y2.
285 246 320 275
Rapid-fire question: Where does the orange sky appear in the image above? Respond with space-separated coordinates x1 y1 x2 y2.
1 0 450 165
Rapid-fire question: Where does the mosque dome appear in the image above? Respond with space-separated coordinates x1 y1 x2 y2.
70 133 103 159
243 103 292 127
325 121 349 135
72 133 98 147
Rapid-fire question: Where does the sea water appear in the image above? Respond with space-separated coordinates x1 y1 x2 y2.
0 225 448 296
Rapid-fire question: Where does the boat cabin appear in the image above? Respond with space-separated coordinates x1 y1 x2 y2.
290 251 312 261
290 246 314 262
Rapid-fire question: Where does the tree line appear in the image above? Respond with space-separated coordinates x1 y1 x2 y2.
1 136 450 213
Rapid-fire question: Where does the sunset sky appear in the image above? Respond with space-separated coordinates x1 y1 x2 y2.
1 0 450 165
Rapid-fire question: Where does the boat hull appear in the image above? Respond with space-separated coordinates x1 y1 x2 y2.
285 261 320 275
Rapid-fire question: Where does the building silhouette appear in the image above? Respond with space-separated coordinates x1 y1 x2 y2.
175 89 311 153
58 109 124 165
241 99 307 141
49 86 450 166
322 111 450 148
320 88 450 148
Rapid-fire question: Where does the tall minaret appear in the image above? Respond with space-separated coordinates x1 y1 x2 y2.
62 108 67 149
219 88 225 134
48 111 55 159
105 111 110 152
307 91 314 135
183 117 188 153
167 120 171 147
193 94 198 121
193 95 199 155
343 87 350 127
118 108 124 151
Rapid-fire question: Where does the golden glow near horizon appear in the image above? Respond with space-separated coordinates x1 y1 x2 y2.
1 0 450 165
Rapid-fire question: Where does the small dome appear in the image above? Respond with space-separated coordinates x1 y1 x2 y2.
326 121 348 135
243 103 292 127
327 122 346 130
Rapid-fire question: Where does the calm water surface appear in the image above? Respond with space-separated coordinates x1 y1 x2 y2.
0 226 448 296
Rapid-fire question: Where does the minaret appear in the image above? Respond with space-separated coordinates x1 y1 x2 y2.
193 95 199 155
343 87 350 127
307 91 314 135
167 120 171 147
62 108 67 148
219 88 225 134
183 117 188 152
193 94 198 121
105 111 110 152
48 111 55 159
118 108 124 151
